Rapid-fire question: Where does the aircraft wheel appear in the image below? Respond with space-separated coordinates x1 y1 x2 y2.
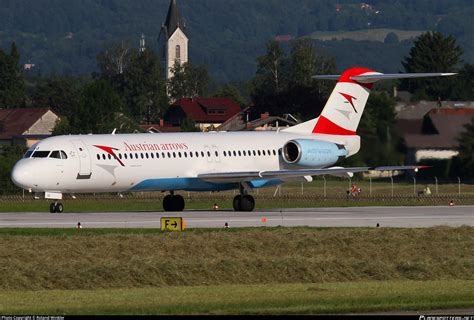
163 195 173 211
56 203 64 213
49 203 56 213
241 195 255 212
173 195 185 212
232 195 242 211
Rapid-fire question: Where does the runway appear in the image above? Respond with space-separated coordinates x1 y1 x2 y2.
0 206 473 229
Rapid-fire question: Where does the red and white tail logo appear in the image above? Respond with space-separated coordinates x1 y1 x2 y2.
283 67 454 136
312 67 375 135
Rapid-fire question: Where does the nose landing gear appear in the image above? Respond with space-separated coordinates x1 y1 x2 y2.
49 202 64 213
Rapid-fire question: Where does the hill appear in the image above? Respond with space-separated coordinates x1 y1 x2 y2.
0 0 472 82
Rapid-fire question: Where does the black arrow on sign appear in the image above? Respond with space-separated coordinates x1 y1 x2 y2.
171 221 178 228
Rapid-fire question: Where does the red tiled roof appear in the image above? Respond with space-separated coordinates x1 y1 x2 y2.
402 108 474 149
0 108 52 140
172 97 241 123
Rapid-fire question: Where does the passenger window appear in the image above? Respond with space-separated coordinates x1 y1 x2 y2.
195 152 199 157
233 151 236 156
243 151 246 156
273 150 276 156
207 151 211 157
151 153 154 159
32 151 50 158
253 150 256 156
96 154 100 160
258 150 261 156
135 153 138 159
119 153 123 159
190 152 193 158
173 152 176 158
178 152 182 158
215 151 218 157
145 153 149 159
108 154 112 160
156 153 160 159
238 151 241 156
201 151 205 157
168 152 171 158
124 154 128 159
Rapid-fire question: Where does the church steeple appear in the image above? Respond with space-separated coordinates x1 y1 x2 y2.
158 0 189 81
163 0 186 38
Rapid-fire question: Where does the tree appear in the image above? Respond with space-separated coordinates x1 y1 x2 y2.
401 31 463 100
32 75 83 118
456 117 474 179
254 40 286 94
450 63 474 101
167 61 210 101
251 38 336 119
0 42 26 107
97 44 168 124
70 79 135 134
0 145 25 194
213 84 247 107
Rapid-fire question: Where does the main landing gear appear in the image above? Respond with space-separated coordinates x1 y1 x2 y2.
49 202 64 213
163 192 185 212
232 183 255 212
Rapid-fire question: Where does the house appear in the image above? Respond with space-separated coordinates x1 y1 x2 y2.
164 97 241 131
395 102 474 163
0 108 59 147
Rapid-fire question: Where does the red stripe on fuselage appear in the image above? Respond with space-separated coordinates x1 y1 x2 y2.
312 116 357 135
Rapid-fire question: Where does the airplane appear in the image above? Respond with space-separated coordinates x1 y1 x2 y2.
11 67 455 213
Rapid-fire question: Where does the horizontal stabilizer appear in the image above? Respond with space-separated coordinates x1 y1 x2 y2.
312 72 457 83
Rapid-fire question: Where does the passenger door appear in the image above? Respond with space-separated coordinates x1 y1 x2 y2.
71 139 92 179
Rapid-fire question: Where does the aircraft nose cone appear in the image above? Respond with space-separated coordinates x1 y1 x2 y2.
11 160 34 189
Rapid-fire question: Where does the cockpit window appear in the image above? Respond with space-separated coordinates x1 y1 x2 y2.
32 151 50 158
23 151 33 158
50 151 61 159
49 150 68 159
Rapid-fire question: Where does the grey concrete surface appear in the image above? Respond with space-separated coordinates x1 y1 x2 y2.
0 206 472 228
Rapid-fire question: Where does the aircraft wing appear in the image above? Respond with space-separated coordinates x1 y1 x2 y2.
198 165 428 183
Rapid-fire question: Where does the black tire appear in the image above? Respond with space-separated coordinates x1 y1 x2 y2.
233 195 242 211
173 195 185 212
56 203 64 213
163 195 173 211
240 195 255 212
49 203 56 213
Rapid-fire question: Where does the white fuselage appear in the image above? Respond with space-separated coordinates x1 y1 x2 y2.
12 130 356 195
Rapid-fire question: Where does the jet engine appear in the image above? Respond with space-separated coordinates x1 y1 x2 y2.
282 139 348 167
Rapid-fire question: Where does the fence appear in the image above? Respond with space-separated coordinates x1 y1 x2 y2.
1 177 473 201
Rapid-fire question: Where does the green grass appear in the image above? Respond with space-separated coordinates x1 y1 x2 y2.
1 280 472 315
0 227 472 314
0 227 472 291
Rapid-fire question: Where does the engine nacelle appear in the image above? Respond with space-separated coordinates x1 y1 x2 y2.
282 139 348 167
